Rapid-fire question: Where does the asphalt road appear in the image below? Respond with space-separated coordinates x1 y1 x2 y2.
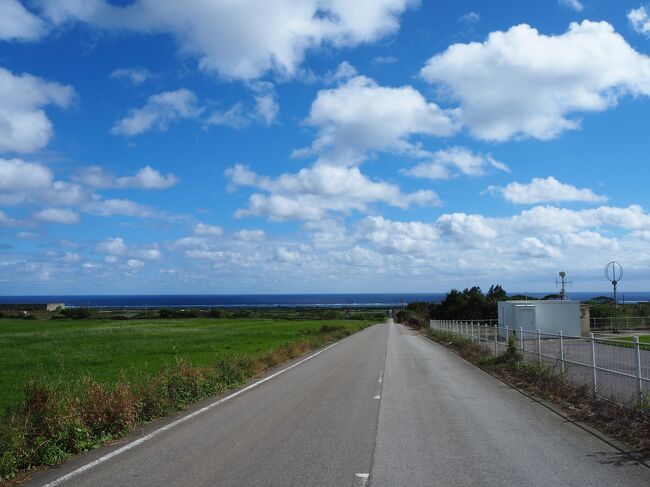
29 320 650 486
30 323 389 487
369 322 650 486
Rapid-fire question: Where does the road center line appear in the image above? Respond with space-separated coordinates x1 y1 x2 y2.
41 342 340 487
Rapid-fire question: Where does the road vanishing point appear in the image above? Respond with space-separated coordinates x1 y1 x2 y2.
29 321 650 487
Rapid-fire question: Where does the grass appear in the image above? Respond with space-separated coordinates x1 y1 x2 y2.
611 335 650 344
0 318 375 481
0 318 372 413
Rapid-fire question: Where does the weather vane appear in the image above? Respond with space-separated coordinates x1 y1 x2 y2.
604 261 623 333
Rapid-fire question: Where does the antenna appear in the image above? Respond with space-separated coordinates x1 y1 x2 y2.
604 261 623 334
555 271 572 300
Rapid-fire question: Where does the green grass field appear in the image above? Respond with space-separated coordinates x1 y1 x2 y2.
0 318 374 413
611 335 650 344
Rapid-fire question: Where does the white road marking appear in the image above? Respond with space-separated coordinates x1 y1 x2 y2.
41 342 339 487
353 473 370 487
373 395 381 399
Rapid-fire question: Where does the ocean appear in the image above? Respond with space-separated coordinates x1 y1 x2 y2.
0 292 647 308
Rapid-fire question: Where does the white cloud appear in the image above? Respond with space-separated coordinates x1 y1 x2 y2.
96 237 127 255
436 213 498 240
373 55 398 64
254 93 279 125
96 237 161 263
403 146 508 181
0 158 89 207
194 223 224 236
489 177 607 204
458 12 480 24
110 67 153 85
127 259 144 270
227 163 441 221
234 229 266 242
112 89 203 136
85 198 154 217
559 0 584 12
421 21 650 141
0 67 75 153
41 0 415 80
206 103 250 129
75 165 178 189
324 61 358 84
0 0 47 41
33 208 80 224
629 6 650 36
298 75 458 165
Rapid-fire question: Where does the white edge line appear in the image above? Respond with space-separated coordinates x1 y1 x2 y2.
42 342 339 487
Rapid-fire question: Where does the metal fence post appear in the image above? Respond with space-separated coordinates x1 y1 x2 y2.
494 325 498 354
505 325 509 349
519 327 523 351
537 329 541 365
590 333 597 396
559 331 565 374
634 336 643 402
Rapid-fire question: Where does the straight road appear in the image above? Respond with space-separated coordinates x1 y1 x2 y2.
29 320 650 486
29 324 389 487
369 322 650 486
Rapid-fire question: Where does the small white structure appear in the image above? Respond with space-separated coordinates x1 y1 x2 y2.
498 300 581 336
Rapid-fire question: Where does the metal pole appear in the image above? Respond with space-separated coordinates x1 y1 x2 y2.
537 329 542 365
519 327 524 352
634 336 643 402
590 333 597 396
494 325 498 355
559 331 565 374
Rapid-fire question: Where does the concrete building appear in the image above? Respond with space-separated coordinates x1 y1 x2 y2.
498 300 582 336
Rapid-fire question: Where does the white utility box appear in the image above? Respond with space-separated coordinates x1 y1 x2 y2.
497 300 581 336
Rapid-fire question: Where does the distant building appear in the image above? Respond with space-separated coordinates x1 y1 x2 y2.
498 300 582 336
0 303 65 312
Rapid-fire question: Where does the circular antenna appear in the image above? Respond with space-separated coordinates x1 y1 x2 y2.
605 261 623 283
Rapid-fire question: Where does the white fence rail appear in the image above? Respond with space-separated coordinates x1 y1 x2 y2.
430 319 650 404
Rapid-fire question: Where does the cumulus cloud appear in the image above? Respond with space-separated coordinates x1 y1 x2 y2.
33 208 80 224
112 89 202 136
194 223 224 236
559 0 584 12
227 163 441 221
0 0 47 41
110 67 153 85
40 0 415 80
402 147 508 181
488 177 607 204
85 198 155 217
75 165 178 189
629 6 650 36
421 21 650 141
324 61 358 84
297 75 458 165
96 237 161 263
234 229 266 241
0 67 75 153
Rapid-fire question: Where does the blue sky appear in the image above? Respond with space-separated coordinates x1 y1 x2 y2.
1 0 650 294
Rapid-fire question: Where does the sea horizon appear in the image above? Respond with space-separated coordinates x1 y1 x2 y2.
0 292 646 308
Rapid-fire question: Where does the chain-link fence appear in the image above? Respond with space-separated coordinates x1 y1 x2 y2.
430 319 650 404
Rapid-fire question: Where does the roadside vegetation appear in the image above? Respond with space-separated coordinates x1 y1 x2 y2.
422 326 650 458
0 317 375 481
